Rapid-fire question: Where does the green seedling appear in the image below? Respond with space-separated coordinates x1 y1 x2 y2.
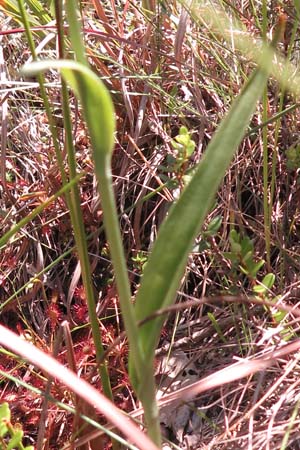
159 126 196 191
224 229 264 281
286 144 300 170
197 215 222 251
207 312 227 343
132 251 148 273
0 402 33 450
253 273 294 341
170 126 196 170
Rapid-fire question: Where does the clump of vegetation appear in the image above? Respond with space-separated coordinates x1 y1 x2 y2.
1 1 300 449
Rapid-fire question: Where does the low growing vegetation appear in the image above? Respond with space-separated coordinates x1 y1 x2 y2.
1 0 300 449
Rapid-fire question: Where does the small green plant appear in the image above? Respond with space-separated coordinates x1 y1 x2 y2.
0 403 33 450
286 144 300 170
224 229 265 281
159 126 196 191
170 126 196 186
253 273 294 340
252 272 276 296
225 232 292 340
132 251 148 273
19 41 277 449
197 215 222 251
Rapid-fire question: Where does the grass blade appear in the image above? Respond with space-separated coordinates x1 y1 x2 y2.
132 47 276 386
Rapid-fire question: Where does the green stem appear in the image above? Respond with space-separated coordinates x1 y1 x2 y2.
97 158 144 377
96 158 162 444
262 87 270 269
141 373 161 446
56 0 114 401
261 0 270 269
61 81 113 399
19 0 114 406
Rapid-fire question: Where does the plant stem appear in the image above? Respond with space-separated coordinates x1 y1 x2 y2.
55 0 114 402
96 159 144 376
261 0 271 269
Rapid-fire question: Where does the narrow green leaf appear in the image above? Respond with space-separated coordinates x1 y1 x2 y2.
250 260 265 278
295 0 300 18
240 237 253 258
229 229 240 244
132 49 275 384
64 0 87 65
1 0 52 26
26 0 52 23
223 252 238 262
207 313 227 343
231 242 242 254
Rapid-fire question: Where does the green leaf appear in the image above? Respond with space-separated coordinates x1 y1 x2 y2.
64 0 87 65
240 237 253 258
231 242 242 254
26 0 53 23
229 229 240 244
1 0 52 26
179 126 188 135
171 126 196 160
22 60 145 396
250 260 265 278
0 402 10 420
272 310 287 324
254 273 275 294
262 273 275 289
207 313 227 343
0 402 9 437
205 215 222 236
131 47 275 389
242 250 253 266
253 284 267 294
197 240 211 252
223 252 239 262
242 258 264 278
7 429 23 450
296 0 300 17
21 60 116 161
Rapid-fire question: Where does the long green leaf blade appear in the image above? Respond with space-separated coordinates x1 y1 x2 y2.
132 52 275 378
